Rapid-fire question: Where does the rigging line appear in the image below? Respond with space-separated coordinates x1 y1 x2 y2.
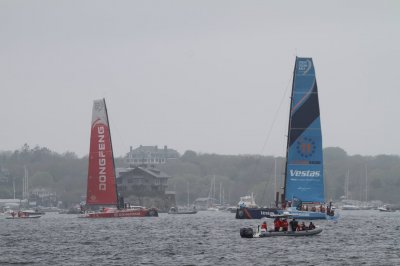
259 74 293 155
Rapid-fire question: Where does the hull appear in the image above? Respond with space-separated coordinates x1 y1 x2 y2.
235 207 279 219
277 208 339 220
6 215 41 219
240 227 322 238
258 227 323 237
378 208 395 212
341 205 361 210
81 208 158 218
168 211 197 215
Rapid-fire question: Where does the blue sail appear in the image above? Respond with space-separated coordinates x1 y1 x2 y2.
284 57 324 204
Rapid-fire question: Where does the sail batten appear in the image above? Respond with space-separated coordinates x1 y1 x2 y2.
284 57 324 204
86 99 118 206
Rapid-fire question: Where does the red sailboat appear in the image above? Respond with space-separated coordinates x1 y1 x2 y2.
81 99 158 218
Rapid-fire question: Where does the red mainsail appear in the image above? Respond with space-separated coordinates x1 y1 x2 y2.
86 99 118 205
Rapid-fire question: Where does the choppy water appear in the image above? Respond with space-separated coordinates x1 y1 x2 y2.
0 210 399 265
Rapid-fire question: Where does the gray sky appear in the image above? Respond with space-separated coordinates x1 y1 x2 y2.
1 0 399 157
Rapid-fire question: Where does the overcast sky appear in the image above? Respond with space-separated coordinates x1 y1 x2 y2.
1 1 399 157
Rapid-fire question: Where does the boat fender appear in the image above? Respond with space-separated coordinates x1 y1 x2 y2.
240 227 254 238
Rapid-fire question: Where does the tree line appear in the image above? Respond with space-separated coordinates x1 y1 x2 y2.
0 144 399 207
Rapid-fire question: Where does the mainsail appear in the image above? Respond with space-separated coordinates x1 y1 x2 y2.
86 99 118 205
284 57 324 204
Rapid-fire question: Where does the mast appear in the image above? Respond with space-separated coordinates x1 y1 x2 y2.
13 177 15 199
219 182 222 205
23 166 28 201
345 169 349 199
187 182 190 207
213 175 216 205
283 58 298 206
365 164 368 202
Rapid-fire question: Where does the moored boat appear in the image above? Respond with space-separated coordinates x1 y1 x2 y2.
235 193 279 219
168 207 197 215
6 211 41 219
378 205 395 212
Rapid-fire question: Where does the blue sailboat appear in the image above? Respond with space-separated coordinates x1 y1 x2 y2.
278 57 338 220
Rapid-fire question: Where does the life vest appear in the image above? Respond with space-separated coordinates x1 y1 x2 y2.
282 220 288 229
261 223 267 230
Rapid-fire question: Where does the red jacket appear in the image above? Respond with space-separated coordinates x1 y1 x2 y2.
282 220 288 229
274 220 282 229
261 223 267 230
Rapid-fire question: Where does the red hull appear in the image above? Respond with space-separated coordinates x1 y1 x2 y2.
82 208 158 218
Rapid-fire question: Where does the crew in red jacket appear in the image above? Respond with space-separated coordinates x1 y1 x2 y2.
274 218 281 231
281 219 289 231
261 221 267 231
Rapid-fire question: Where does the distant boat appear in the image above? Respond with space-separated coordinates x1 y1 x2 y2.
238 194 258 208
277 57 338 220
168 207 197 215
6 210 41 219
80 99 158 218
378 205 395 212
235 194 278 219
341 204 361 211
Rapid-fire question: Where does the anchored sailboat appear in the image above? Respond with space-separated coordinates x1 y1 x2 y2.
278 57 337 220
81 99 158 218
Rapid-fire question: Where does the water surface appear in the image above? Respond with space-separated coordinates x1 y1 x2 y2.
0 210 399 265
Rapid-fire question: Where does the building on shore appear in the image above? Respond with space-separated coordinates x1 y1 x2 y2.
117 166 175 212
116 145 178 211
125 145 179 166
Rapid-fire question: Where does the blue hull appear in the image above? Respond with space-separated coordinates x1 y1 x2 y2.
235 208 279 219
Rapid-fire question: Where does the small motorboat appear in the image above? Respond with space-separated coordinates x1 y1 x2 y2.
378 205 395 212
6 211 41 219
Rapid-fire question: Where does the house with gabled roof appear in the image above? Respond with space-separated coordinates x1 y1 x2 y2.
116 166 175 211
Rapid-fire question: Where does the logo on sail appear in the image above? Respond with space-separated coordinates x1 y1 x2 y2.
296 137 316 158
298 59 312 74
289 169 320 177
97 125 107 191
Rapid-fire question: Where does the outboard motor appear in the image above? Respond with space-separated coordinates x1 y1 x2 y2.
240 227 254 238
147 208 159 217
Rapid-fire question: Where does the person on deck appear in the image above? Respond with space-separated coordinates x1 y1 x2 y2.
300 222 307 230
308 222 316 230
274 218 281 231
281 219 289 231
289 218 298 231
261 221 267 232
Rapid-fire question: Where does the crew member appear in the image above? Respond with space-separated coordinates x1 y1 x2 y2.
289 218 298 231
274 218 281 232
261 221 267 231
282 219 288 231
300 222 307 230
308 222 316 230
